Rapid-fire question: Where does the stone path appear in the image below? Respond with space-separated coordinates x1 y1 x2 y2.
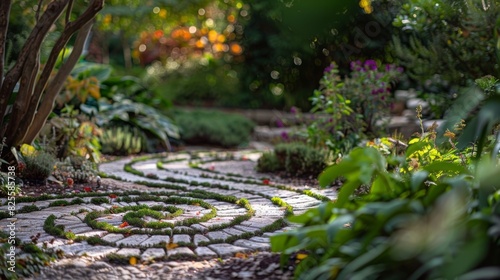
0 150 337 279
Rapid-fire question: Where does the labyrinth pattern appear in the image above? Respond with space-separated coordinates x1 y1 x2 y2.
0 151 337 262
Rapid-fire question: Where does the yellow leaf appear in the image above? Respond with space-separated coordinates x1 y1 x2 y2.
234 252 247 259
166 242 178 250
20 144 36 156
129 256 137 266
296 253 308 260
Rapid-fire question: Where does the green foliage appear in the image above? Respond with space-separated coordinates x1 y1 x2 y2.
90 197 109 205
100 75 172 110
42 105 102 163
96 98 179 152
100 126 144 156
270 93 500 279
174 109 255 147
391 0 500 87
53 156 98 184
149 59 240 108
307 61 402 158
256 152 282 173
20 151 56 182
257 143 326 177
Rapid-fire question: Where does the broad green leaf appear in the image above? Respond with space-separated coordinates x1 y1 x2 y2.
318 160 356 187
442 234 488 278
411 170 429 192
335 179 362 208
423 161 470 175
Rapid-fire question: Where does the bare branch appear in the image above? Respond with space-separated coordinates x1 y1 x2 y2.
22 21 93 144
35 0 44 22
0 0 69 130
33 0 104 104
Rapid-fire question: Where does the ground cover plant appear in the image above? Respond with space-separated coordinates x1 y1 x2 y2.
257 143 327 178
271 92 500 279
173 109 255 148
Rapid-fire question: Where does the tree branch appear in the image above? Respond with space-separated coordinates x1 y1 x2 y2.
0 0 68 130
33 0 104 102
22 21 93 144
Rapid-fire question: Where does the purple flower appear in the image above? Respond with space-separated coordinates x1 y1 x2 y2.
350 60 362 71
290 106 298 114
324 64 334 73
385 64 393 71
276 119 284 128
281 131 289 140
364 60 377 70
396 67 404 73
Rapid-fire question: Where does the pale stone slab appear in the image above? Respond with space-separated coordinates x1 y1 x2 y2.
78 246 118 258
194 247 218 259
101 233 125 243
193 234 210 246
241 217 276 228
233 239 270 250
116 234 149 246
166 247 195 257
233 225 260 233
190 224 208 233
75 230 107 238
222 228 245 236
116 248 141 257
172 234 191 244
141 235 170 246
207 243 251 257
249 236 270 243
206 231 231 241
141 248 166 261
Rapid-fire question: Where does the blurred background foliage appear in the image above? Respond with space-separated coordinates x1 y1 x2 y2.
6 0 500 122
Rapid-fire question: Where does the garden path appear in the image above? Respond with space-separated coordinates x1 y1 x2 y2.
0 148 337 279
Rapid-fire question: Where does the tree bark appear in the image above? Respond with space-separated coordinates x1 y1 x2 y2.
22 21 94 144
0 0 12 90
0 0 69 133
18 0 104 144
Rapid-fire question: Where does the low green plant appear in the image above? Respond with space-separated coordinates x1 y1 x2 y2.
19 151 56 183
100 126 144 156
271 95 500 279
307 61 402 160
53 156 98 184
257 142 326 177
174 109 255 147
256 152 282 173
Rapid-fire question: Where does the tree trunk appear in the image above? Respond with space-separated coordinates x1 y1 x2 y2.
0 0 104 161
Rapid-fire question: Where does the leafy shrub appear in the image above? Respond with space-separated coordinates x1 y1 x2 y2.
257 143 326 177
41 105 102 163
307 61 401 160
174 109 255 147
271 94 500 279
20 151 56 182
256 152 282 173
100 126 145 156
96 98 179 152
